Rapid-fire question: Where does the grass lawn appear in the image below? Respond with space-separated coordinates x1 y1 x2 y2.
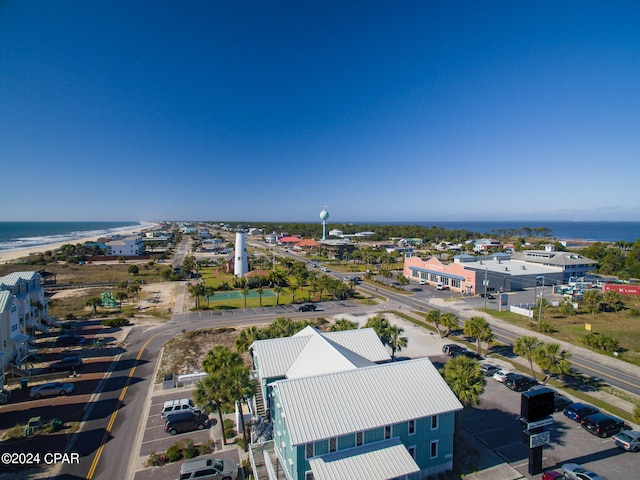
489 296 640 366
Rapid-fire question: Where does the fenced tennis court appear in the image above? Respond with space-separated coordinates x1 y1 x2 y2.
206 289 276 301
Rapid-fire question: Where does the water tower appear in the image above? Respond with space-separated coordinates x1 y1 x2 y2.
319 207 329 240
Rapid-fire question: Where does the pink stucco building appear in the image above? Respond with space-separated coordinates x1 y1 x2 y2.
403 256 478 294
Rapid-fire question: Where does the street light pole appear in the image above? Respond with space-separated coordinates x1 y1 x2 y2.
537 275 544 323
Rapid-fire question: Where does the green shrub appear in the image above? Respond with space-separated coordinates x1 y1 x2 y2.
580 332 620 354
166 443 182 463
146 452 166 467
537 320 555 333
223 418 237 439
102 317 129 327
198 439 214 455
183 446 198 459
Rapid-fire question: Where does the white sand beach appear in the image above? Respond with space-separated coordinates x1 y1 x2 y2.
0 225 154 264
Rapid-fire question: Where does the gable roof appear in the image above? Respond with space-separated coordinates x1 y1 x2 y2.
274 357 463 445
286 332 375 379
309 438 419 480
251 327 390 379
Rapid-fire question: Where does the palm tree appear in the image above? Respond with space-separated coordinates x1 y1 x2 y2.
241 286 250 308
256 287 264 307
235 326 261 353
329 319 359 332
440 312 459 337
188 283 205 309
364 315 391 346
463 316 495 356
443 355 486 407
273 285 283 305
193 375 228 446
387 325 408 360
203 286 215 308
426 310 443 337
513 336 540 380
533 343 572 383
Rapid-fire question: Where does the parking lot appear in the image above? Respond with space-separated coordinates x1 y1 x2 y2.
132 386 242 480
463 369 637 479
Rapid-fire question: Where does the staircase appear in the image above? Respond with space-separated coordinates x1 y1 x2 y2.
255 387 266 417
42 314 61 328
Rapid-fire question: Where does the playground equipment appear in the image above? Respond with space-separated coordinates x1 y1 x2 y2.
101 290 119 308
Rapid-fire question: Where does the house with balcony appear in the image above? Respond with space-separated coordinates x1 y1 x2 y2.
0 271 58 389
105 235 144 256
248 327 463 480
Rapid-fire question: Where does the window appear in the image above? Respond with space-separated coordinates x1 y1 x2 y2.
408 420 415 435
451 279 461 288
305 443 314 459
408 446 416 459
431 415 438 430
430 440 439 459
329 437 337 452
384 425 391 439
194 470 216 478
356 431 363 446
305 472 314 480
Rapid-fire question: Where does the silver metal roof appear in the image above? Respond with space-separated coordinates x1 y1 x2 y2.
274 357 463 445
251 327 390 379
0 271 39 286
309 438 419 480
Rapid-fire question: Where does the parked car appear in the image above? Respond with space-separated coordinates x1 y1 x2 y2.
179 456 238 480
542 471 566 480
492 369 514 383
479 293 496 299
30 382 74 399
504 374 537 392
419 279 426 285
581 413 627 437
161 398 197 418
48 355 83 372
561 463 606 480
461 350 482 360
165 411 210 435
480 364 500 376
436 283 445 290
563 403 599 423
442 344 466 356
612 429 640 452
298 304 317 312
55 334 87 346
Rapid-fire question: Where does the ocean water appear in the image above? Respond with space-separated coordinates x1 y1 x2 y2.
0 221 149 253
364 221 640 243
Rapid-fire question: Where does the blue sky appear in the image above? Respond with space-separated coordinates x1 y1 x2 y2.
1 1 639 223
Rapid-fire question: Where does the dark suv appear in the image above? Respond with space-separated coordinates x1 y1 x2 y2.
581 413 628 437
55 335 87 346
49 356 83 372
504 374 537 392
165 411 210 436
298 304 317 312
442 344 466 356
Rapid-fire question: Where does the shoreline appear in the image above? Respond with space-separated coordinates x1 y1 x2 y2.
0 225 157 264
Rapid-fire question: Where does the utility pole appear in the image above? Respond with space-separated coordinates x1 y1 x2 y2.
537 275 545 323
483 269 489 310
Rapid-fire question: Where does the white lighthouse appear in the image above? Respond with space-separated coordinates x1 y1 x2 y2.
234 230 248 277
320 207 329 240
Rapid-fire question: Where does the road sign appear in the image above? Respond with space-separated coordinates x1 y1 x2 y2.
528 431 550 448
520 416 553 429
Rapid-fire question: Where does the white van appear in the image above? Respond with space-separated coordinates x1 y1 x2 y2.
161 398 195 418
436 283 445 290
179 456 238 480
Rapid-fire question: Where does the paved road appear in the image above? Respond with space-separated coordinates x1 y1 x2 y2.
51 259 640 479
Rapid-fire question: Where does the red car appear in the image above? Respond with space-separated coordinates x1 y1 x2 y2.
542 471 565 480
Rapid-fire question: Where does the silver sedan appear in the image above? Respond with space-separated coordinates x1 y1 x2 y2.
29 381 74 399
